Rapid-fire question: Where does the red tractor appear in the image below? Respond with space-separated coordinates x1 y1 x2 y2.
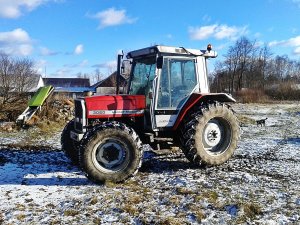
61 45 240 183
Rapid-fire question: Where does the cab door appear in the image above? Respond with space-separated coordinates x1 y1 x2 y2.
154 57 197 129
129 56 156 129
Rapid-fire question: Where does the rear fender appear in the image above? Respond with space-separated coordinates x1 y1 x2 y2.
173 93 236 130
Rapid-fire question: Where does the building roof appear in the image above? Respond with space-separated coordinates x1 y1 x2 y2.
43 77 90 88
91 72 126 89
54 87 93 93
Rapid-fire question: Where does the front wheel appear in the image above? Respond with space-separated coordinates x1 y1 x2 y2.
61 119 80 165
80 122 143 183
181 103 240 165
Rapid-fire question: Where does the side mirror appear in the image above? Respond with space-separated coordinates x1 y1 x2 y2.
121 60 131 75
156 56 163 69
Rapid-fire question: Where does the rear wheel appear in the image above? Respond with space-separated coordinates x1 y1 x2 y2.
181 103 239 165
80 122 143 183
61 119 80 165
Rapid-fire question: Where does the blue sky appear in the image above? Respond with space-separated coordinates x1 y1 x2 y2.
0 0 300 81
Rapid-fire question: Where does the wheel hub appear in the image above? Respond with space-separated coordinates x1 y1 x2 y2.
96 141 125 168
102 144 120 162
204 121 222 147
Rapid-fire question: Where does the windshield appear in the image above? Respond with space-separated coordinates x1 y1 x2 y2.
128 56 156 95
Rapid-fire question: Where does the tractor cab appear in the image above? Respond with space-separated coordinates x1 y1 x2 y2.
125 45 218 131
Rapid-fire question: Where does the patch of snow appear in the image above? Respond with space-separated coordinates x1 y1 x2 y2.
0 102 300 224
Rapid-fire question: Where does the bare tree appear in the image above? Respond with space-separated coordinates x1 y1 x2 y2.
13 58 37 93
0 52 14 104
91 68 104 84
0 52 38 104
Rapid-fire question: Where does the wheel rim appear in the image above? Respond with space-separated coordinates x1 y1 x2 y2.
92 138 129 173
202 118 232 155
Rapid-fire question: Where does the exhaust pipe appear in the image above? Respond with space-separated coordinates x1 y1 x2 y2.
116 51 124 95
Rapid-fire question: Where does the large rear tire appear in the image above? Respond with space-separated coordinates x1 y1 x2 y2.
61 119 80 165
80 122 143 183
181 103 239 165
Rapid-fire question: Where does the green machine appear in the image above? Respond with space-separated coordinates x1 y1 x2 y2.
16 85 54 125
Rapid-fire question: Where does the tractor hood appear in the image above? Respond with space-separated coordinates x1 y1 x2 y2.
84 95 146 119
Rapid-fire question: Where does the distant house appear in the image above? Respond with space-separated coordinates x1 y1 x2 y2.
26 75 45 93
43 77 92 98
92 72 127 94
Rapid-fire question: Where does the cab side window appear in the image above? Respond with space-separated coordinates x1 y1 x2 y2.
157 58 196 109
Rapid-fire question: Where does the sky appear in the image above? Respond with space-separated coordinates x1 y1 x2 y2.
0 0 300 81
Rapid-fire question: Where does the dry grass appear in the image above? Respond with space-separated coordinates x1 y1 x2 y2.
122 204 139 216
237 115 256 126
15 204 26 211
195 190 219 204
16 214 26 221
157 217 183 225
64 209 80 217
89 196 98 205
265 82 300 100
236 89 269 103
242 202 262 219
0 211 4 224
176 187 196 195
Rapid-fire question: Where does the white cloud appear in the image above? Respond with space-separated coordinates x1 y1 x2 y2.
0 28 33 56
78 59 88 67
91 8 137 28
35 59 47 75
269 35 300 55
0 0 44 18
294 46 300 54
74 44 83 55
93 60 117 69
0 0 63 19
92 60 117 75
18 44 33 55
189 24 248 41
64 60 89 68
0 28 30 43
39 47 59 56
269 36 300 47
55 67 72 76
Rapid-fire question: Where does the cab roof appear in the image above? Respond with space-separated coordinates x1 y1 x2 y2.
126 45 217 59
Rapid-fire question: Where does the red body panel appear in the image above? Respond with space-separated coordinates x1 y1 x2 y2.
85 95 146 119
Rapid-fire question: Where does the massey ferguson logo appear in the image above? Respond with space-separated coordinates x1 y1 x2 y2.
89 109 144 115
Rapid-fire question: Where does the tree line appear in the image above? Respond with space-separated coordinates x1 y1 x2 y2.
0 52 38 105
210 36 300 100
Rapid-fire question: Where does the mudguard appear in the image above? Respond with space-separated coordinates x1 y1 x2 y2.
173 93 236 130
